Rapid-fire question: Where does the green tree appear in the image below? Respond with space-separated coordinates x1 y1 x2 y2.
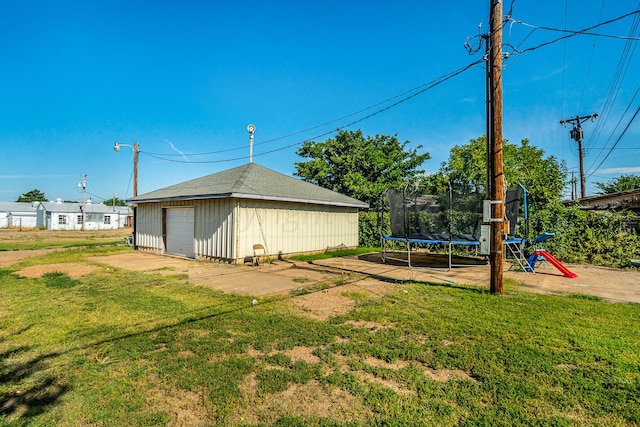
16 189 47 202
104 197 128 207
595 174 640 194
429 136 567 211
295 130 430 209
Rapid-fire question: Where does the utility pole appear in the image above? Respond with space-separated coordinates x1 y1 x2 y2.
133 141 139 197
113 141 139 197
79 174 87 231
488 0 504 295
559 113 597 199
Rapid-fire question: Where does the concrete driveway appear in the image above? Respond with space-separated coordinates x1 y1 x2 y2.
90 252 341 296
4 248 638 302
313 253 640 303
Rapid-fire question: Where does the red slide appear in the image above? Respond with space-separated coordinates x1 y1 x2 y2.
533 249 578 278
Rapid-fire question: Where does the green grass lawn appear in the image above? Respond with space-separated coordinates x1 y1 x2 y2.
0 229 131 251
0 246 638 425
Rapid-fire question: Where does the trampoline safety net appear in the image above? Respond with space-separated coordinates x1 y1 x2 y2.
385 184 482 242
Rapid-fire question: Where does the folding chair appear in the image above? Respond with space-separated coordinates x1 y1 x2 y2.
252 244 266 266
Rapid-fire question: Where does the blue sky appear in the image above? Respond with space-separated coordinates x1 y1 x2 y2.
1 0 638 202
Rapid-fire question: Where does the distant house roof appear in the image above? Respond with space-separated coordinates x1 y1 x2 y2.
37 202 132 215
127 163 369 209
0 202 38 213
563 188 640 211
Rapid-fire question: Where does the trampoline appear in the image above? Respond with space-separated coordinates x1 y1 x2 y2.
381 182 486 270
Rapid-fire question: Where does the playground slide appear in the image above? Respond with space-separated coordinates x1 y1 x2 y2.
531 249 578 278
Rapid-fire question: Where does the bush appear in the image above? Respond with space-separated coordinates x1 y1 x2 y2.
530 205 640 268
358 211 390 247
360 205 640 268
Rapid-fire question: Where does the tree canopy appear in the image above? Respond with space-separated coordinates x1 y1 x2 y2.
16 189 47 202
295 130 430 209
595 174 640 194
425 136 567 211
104 197 128 207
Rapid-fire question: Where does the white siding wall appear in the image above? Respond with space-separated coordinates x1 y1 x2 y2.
1 213 37 228
135 197 359 262
194 198 236 260
237 200 359 259
135 202 164 251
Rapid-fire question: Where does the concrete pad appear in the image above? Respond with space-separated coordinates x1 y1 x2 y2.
312 253 640 303
89 252 341 297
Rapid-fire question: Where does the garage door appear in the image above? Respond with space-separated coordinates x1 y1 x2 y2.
166 208 195 258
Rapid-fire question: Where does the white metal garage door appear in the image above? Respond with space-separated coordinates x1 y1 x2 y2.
166 207 195 258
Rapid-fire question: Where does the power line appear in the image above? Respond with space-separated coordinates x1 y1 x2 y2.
141 59 483 164
144 61 483 159
587 3 640 155
505 9 640 55
578 0 607 113
588 104 640 176
588 85 640 172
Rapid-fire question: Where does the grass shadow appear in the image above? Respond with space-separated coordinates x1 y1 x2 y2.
0 347 68 420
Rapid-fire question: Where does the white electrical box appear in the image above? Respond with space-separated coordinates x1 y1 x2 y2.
480 224 491 255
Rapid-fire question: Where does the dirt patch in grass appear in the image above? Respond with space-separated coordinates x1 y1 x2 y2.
233 379 373 425
17 263 100 279
360 356 477 385
291 278 396 320
345 320 393 332
363 356 409 370
423 367 477 383
281 346 321 364
248 346 321 364
148 383 212 427
357 371 416 396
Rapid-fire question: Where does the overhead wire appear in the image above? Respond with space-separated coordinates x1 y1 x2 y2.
144 61 483 159
504 9 640 55
585 5 640 164
587 103 640 175
504 7 640 177
561 0 568 121
141 59 484 164
586 85 640 177
578 0 607 114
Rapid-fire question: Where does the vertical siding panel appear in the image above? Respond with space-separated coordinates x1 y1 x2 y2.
136 197 359 261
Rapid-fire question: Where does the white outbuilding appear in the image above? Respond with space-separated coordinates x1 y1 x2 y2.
0 202 38 229
36 200 133 230
127 163 368 262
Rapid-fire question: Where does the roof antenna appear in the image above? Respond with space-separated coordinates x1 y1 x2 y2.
247 124 256 163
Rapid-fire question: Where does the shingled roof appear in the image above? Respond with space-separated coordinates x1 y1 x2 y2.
127 163 368 209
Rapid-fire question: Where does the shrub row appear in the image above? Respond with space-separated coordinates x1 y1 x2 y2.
359 206 640 268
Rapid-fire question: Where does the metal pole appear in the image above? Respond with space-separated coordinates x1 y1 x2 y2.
247 124 256 163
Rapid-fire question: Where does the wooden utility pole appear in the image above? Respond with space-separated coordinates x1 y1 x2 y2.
489 0 504 295
79 174 88 231
559 114 597 199
133 141 139 197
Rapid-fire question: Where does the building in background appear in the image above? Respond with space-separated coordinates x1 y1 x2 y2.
35 199 132 230
128 163 368 262
0 202 39 229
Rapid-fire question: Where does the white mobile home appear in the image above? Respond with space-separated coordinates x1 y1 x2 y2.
36 200 133 230
128 163 368 262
